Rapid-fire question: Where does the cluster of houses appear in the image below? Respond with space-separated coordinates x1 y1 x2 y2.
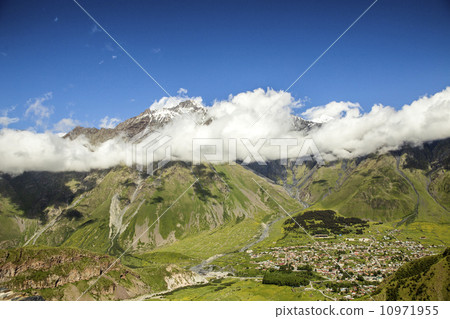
245 231 443 298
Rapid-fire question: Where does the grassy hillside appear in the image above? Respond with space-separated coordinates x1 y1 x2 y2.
0 162 299 259
374 248 450 301
428 169 450 211
1 139 448 252
146 277 328 301
257 148 450 230
289 155 420 222
153 164 299 258
0 140 449 301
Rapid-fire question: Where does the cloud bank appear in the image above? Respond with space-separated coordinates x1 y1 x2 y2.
0 129 127 174
306 88 450 159
100 116 121 129
1 87 450 174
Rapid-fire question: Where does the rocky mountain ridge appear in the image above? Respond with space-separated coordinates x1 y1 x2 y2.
0 100 449 301
64 100 315 144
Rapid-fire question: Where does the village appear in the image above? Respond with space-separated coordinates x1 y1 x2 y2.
245 231 444 299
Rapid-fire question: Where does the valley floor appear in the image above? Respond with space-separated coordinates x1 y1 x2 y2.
145 278 328 301
134 218 447 301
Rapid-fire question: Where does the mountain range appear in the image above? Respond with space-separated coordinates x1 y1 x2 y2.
0 100 448 300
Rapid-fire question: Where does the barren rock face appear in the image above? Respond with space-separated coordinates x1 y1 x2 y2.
164 265 207 291
0 248 124 291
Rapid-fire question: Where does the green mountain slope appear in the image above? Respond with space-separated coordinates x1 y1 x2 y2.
244 140 450 244
0 162 299 258
0 139 449 301
281 153 450 224
0 162 303 300
1 139 449 253
374 248 450 301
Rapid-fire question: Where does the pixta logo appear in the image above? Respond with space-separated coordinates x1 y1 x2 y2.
130 132 172 175
192 138 324 166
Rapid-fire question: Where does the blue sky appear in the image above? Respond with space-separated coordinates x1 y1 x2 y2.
1 0 449 131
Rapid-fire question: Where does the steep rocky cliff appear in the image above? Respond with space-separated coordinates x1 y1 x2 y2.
0 247 148 300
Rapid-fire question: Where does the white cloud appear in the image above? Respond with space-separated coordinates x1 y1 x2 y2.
306 87 450 160
25 92 53 127
99 116 121 129
177 88 188 95
152 48 161 54
149 88 201 110
99 60 104 65
1 87 450 174
302 101 361 123
54 17 58 22
112 55 117 59
53 118 80 133
0 106 19 127
0 129 127 174
145 87 450 163
153 88 299 162
0 116 19 127
149 95 203 110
